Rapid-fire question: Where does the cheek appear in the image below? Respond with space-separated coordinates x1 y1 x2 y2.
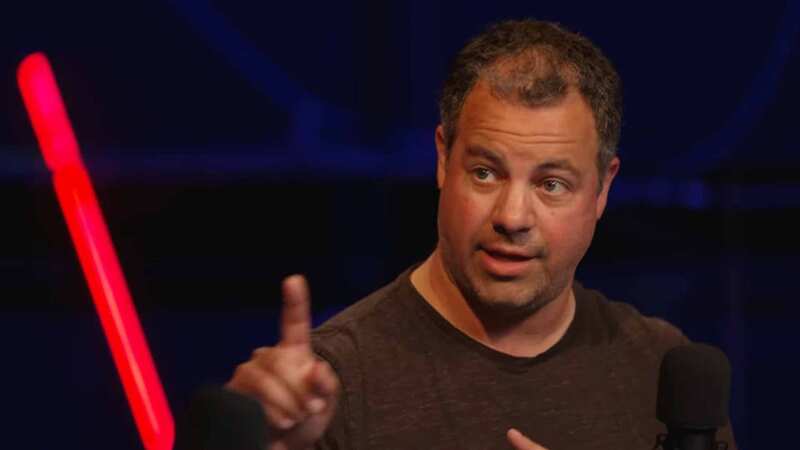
439 182 491 246
539 201 598 257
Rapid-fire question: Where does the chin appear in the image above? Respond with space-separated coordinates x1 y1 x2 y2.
462 270 557 320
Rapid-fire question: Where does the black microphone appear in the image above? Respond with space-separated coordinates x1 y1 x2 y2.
174 386 269 450
655 343 731 450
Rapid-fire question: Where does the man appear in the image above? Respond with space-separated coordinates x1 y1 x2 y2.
227 19 736 449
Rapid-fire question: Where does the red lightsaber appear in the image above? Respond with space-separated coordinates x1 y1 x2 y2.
17 53 174 450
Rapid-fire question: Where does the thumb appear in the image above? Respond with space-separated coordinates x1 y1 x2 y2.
507 428 548 450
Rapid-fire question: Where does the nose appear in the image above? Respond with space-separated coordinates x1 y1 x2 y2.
492 182 534 239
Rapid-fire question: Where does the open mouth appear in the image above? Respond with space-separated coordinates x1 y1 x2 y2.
478 247 536 278
483 249 532 261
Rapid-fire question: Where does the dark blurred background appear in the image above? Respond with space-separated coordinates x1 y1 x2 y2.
2 1 798 448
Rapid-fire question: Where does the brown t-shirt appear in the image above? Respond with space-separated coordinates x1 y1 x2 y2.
311 268 736 450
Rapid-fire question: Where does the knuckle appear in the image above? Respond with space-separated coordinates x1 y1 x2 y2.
228 363 258 391
232 362 251 380
317 361 340 389
272 356 309 381
251 346 270 360
264 408 294 430
252 347 280 368
258 374 301 408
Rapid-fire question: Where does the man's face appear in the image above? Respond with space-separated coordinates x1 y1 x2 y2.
435 80 618 318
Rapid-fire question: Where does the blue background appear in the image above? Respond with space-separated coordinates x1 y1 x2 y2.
2 1 799 448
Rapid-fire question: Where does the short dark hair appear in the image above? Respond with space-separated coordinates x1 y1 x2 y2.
438 19 622 176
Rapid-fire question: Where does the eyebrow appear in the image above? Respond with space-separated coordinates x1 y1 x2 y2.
465 146 581 176
465 146 506 167
536 159 581 176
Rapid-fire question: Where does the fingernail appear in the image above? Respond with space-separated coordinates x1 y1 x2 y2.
306 398 326 413
277 417 295 429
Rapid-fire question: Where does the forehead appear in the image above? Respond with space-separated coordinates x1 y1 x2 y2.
455 80 599 164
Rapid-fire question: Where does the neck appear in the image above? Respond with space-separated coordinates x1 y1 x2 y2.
411 249 575 357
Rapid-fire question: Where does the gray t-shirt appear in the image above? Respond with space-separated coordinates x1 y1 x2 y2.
311 268 737 450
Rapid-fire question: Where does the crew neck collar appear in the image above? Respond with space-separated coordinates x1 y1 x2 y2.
395 265 585 372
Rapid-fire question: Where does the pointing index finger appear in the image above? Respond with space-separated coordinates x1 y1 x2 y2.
507 429 548 450
280 274 313 348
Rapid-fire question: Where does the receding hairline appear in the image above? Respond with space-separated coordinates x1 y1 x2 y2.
444 49 583 146
437 19 623 181
447 77 598 152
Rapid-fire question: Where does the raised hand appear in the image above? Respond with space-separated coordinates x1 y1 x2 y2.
227 275 340 450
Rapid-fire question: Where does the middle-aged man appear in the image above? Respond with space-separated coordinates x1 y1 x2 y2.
227 19 737 450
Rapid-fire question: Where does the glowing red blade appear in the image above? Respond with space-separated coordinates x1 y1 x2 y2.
17 52 174 450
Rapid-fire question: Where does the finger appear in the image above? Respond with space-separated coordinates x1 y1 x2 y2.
507 428 548 450
228 362 307 423
280 275 312 348
267 358 335 415
262 400 298 431
248 346 325 416
308 360 339 399
254 372 309 423
303 360 340 414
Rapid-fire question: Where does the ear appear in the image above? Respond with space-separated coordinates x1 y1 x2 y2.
595 156 620 220
435 125 449 190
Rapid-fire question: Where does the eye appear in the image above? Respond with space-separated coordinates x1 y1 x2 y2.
541 179 568 194
472 167 496 183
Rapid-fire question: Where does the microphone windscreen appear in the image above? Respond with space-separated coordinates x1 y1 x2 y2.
656 343 731 429
174 386 268 450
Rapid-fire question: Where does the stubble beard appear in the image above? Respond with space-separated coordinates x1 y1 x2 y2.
439 237 567 326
